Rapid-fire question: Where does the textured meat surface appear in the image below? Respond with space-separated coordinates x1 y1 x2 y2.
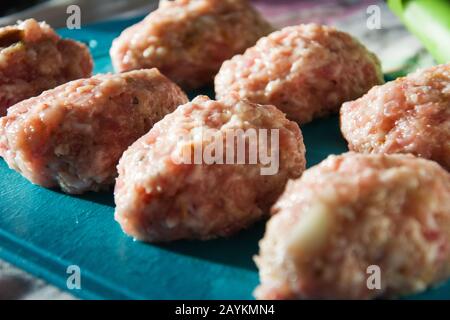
341 63 450 171
114 95 306 242
255 152 450 300
215 24 384 124
0 19 93 116
0 69 188 194
110 0 273 90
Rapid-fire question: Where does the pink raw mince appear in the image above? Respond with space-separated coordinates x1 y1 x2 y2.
255 152 450 300
0 19 93 116
114 95 306 242
0 69 188 194
215 24 384 124
110 0 273 90
341 63 450 171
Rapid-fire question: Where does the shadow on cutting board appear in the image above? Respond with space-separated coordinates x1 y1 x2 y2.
63 95 348 273
158 221 266 272
69 189 265 272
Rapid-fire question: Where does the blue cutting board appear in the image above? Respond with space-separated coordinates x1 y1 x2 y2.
0 16 448 300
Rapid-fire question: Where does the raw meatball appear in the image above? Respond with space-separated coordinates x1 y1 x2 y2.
0 19 93 116
110 0 273 90
215 24 384 124
341 63 450 171
0 69 188 194
114 95 306 242
255 152 450 300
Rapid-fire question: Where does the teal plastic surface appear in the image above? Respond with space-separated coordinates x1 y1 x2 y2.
0 16 448 300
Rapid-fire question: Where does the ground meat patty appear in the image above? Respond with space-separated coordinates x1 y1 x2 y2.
341 63 450 171
110 0 273 90
0 69 188 194
0 19 93 116
114 94 306 242
255 152 450 300
215 24 384 124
